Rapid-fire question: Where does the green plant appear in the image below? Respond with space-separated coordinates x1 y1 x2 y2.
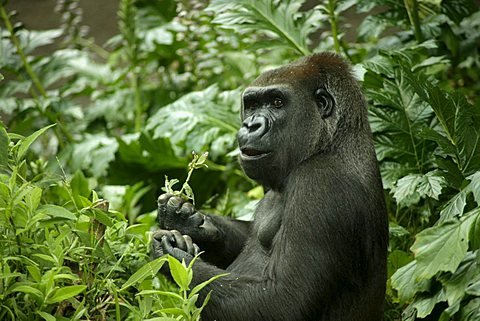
1 0 479 319
163 152 209 204
121 255 226 321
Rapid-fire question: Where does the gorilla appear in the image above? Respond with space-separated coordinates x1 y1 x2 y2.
152 53 388 321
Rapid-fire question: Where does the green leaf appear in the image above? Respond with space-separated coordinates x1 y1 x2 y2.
411 209 479 279
120 257 167 291
37 311 56 321
207 0 320 55
415 171 446 200
0 123 9 168
438 252 480 308
391 260 430 303
25 186 42 212
440 171 480 222
20 29 63 53
32 253 57 264
36 205 76 220
146 85 239 160
70 170 91 208
392 171 445 208
117 133 183 170
46 285 87 304
411 289 447 318
70 134 119 177
156 307 187 317
405 69 480 176
167 255 191 292
189 273 229 299
392 174 423 207
7 284 43 299
136 290 183 301
457 298 480 321
16 124 56 161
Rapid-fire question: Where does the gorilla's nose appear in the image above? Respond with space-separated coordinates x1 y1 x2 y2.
241 115 269 137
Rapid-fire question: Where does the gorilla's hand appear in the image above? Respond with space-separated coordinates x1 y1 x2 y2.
152 229 200 262
157 193 221 243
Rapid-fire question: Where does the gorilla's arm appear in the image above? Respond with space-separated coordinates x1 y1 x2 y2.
157 194 251 268
197 215 251 268
156 172 373 321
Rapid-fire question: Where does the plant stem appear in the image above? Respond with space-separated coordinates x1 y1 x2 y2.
404 0 423 42
0 5 47 97
1 5 74 144
327 0 341 54
133 72 143 132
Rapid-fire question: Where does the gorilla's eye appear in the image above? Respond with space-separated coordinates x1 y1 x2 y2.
273 98 284 108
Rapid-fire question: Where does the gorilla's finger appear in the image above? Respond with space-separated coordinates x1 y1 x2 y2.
193 243 200 256
171 230 187 251
160 234 174 254
158 193 173 205
167 196 184 212
153 230 173 242
179 202 195 219
183 234 194 255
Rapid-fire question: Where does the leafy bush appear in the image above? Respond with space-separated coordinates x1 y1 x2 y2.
1 0 479 320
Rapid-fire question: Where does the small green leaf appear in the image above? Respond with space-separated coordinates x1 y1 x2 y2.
46 285 87 304
120 257 167 291
32 253 57 264
36 205 76 220
25 186 42 212
156 307 187 317
37 311 56 321
168 255 190 291
189 273 229 299
8 284 43 299
27 265 41 282
16 124 56 161
136 290 183 301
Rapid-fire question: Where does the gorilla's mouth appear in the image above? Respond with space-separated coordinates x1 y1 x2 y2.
241 148 271 159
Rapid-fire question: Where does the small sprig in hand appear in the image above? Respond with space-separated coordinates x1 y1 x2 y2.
162 151 209 205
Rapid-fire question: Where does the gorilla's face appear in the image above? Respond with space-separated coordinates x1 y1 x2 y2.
237 64 335 189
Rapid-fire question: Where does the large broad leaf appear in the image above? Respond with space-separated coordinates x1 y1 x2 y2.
440 171 480 222
206 0 321 55
404 68 480 176
391 260 430 303
411 209 479 280
146 85 239 160
438 252 480 308
366 67 434 167
392 171 446 208
117 132 184 170
69 133 118 177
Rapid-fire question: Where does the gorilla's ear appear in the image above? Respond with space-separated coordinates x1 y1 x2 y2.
314 88 334 119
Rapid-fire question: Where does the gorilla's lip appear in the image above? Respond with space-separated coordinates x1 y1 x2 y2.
240 148 271 159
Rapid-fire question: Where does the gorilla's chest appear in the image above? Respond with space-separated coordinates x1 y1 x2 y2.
254 192 284 250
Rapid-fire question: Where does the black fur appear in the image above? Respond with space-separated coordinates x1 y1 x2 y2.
152 53 388 321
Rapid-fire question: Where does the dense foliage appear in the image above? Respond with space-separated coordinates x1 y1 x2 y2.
1 0 479 320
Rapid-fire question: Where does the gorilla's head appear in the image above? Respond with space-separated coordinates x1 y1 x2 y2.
237 53 368 189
